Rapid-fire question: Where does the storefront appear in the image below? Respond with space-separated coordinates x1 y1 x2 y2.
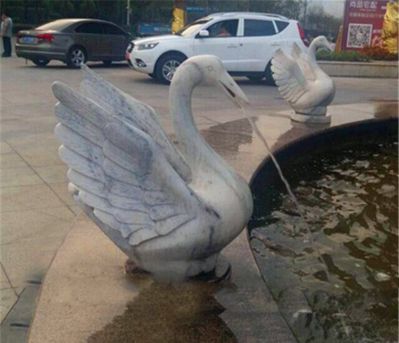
341 0 397 51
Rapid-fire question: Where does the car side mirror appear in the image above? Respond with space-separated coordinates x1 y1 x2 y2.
198 30 210 38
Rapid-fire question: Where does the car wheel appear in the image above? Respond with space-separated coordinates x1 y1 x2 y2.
246 75 264 83
67 46 87 68
102 60 112 67
264 63 276 86
155 53 186 84
32 58 50 67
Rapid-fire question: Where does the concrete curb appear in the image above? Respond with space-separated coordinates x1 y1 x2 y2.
319 60 398 78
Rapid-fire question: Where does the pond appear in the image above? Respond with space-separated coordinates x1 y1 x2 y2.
248 119 398 343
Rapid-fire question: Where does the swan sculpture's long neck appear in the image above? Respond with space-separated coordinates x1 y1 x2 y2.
169 61 252 215
309 41 319 61
170 63 226 176
309 38 328 62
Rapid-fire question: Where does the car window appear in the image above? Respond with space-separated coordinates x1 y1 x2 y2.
244 19 276 37
75 22 104 34
102 23 125 35
275 20 289 33
206 20 239 38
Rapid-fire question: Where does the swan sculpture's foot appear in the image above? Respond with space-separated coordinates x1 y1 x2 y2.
190 258 231 283
124 259 148 275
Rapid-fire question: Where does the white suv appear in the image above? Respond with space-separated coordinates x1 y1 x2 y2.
126 12 306 84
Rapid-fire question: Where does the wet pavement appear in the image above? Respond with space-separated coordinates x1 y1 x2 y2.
0 54 398 342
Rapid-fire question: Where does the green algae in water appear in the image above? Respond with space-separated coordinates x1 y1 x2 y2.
250 140 398 342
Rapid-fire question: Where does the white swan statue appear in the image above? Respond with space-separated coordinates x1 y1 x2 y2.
271 36 336 123
52 55 253 281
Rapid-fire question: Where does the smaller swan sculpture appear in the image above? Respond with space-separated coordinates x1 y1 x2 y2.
271 36 336 123
52 55 253 282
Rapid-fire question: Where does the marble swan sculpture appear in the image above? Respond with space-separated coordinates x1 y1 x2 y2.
52 55 253 281
271 36 336 123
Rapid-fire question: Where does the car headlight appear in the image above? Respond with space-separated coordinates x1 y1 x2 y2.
136 42 159 50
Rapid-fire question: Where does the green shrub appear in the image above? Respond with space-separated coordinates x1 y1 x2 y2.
316 50 370 62
361 46 398 61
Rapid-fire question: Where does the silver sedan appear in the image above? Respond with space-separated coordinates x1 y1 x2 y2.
16 18 131 67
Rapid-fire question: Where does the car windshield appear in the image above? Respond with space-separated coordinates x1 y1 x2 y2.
36 20 74 31
176 19 211 37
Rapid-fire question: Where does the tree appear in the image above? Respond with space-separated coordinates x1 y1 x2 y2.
249 0 303 19
80 0 97 18
306 4 341 38
55 0 75 17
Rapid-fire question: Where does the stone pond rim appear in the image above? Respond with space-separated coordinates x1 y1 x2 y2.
319 60 398 79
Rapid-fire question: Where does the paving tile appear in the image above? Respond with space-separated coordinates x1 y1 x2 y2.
0 288 17 323
1 207 75 245
5 132 59 149
0 265 12 290
0 184 65 212
33 165 68 184
0 143 13 154
1 103 53 120
0 206 76 290
70 206 83 216
9 144 62 167
1 232 72 289
0 153 29 169
28 220 137 343
332 102 375 114
2 92 52 106
0 117 57 141
47 182 75 207
0 167 43 188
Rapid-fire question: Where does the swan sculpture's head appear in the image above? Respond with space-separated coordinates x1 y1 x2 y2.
174 55 249 108
310 36 333 52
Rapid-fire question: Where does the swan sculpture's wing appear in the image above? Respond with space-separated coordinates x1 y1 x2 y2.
271 48 309 104
291 43 317 82
79 65 191 182
53 82 220 247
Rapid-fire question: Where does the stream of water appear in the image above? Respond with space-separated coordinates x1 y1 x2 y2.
240 109 316 248
241 109 302 216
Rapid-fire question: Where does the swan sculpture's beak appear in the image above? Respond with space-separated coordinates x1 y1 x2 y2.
321 44 333 52
218 71 249 108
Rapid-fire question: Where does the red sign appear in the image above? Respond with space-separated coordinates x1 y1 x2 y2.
342 0 388 50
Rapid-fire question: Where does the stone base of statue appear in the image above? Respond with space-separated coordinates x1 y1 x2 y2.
290 112 331 124
290 106 331 124
124 256 231 283
189 256 232 283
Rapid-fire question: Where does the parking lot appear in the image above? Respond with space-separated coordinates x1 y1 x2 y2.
0 53 398 340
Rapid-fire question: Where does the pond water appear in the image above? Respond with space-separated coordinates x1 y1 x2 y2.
249 137 398 342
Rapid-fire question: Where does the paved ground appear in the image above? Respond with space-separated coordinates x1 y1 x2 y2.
0 54 397 342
